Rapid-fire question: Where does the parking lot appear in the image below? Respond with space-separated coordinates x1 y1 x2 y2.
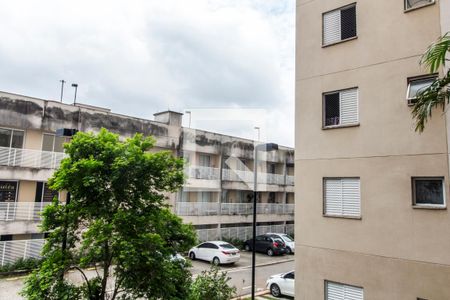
190 250 295 297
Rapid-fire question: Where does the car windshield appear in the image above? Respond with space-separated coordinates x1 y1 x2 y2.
281 234 294 242
220 243 235 249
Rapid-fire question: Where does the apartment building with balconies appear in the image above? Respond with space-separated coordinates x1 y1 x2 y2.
296 0 450 299
0 90 295 266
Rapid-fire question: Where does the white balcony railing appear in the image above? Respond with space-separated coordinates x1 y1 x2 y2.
222 169 289 185
198 224 292 242
286 175 294 186
0 202 53 221
0 146 66 169
259 173 286 185
176 202 219 216
178 202 294 216
185 166 220 180
0 239 45 266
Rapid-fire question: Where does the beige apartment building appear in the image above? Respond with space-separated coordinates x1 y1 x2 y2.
0 91 295 266
296 0 450 299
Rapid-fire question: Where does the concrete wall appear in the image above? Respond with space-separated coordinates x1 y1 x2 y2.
296 0 450 298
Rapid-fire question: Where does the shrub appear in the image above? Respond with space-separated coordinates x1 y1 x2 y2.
0 258 42 273
188 266 236 300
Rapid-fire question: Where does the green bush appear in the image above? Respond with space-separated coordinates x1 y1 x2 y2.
222 237 245 250
188 266 236 300
0 258 42 273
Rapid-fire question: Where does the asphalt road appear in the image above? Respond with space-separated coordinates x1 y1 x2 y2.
0 251 294 299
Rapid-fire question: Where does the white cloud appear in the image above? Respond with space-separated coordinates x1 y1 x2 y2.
0 0 295 147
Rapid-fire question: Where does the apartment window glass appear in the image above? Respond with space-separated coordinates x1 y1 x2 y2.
323 4 357 46
0 128 24 148
199 192 211 202
35 182 58 202
405 0 434 10
324 178 361 217
0 181 18 203
326 281 364 300
324 88 359 127
412 177 445 207
199 154 211 167
42 134 67 153
407 76 435 104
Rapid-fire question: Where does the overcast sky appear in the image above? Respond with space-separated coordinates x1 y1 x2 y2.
0 0 295 147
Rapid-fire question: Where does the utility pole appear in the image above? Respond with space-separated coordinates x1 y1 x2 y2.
59 80 66 102
71 83 78 104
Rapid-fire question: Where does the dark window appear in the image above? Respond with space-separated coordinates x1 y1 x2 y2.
36 182 58 202
220 243 235 249
0 235 12 241
325 93 340 126
255 236 264 241
340 6 357 40
198 243 208 248
0 128 24 148
405 0 434 10
412 177 445 206
284 272 295 279
0 181 18 202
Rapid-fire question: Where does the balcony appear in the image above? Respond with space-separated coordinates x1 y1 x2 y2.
184 166 221 190
222 169 292 186
222 169 253 183
196 224 290 242
0 146 65 169
286 175 294 186
185 166 220 180
0 239 44 266
0 202 53 221
176 202 294 216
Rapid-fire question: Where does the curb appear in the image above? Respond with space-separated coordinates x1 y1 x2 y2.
231 289 269 300
226 258 295 274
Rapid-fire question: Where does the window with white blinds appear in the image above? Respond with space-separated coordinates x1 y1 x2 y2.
323 4 357 46
324 88 359 127
326 281 364 300
324 178 361 218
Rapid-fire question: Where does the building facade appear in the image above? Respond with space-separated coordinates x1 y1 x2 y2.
0 91 295 266
296 0 450 299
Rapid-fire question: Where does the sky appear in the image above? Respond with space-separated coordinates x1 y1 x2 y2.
0 0 295 147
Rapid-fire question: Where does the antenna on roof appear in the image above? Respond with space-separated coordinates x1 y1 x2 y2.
59 80 65 102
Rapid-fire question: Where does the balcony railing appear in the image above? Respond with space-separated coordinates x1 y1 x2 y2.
0 239 44 266
177 202 294 216
185 166 220 180
285 224 294 235
197 224 291 242
176 202 219 216
0 202 53 221
222 169 290 185
0 146 66 169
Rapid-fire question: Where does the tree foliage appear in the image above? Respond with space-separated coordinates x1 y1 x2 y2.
21 128 197 300
412 33 450 132
188 266 236 300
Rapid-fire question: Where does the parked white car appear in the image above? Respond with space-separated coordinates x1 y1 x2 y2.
188 241 240 265
267 233 295 254
266 271 295 297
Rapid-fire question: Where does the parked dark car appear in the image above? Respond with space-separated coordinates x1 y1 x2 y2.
243 234 287 256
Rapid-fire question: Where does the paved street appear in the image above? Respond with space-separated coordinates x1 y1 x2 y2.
0 251 294 299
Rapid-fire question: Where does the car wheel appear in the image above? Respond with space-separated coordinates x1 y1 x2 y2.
285 247 291 255
189 252 195 260
212 257 220 266
244 244 251 251
270 283 281 297
267 248 274 256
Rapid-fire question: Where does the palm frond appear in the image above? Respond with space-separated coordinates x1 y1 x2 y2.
420 33 450 73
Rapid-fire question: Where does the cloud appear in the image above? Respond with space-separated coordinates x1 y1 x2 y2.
0 0 295 147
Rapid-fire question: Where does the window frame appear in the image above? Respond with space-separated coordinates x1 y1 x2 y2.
0 127 25 149
324 280 364 300
322 3 358 47
322 87 359 129
0 180 19 203
404 0 435 12
411 177 446 209
323 177 362 219
406 75 437 105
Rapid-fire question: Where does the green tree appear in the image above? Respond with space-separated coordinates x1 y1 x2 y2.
188 266 236 300
412 33 450 132
21 128 197 300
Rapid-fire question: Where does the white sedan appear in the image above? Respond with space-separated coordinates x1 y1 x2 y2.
266 271 295 297
188 241 240 265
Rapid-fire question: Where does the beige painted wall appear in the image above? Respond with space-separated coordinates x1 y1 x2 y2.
24 129 42 150
17 180 36 202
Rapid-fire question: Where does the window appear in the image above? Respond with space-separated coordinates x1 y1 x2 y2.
324 88 359 128
406 76 435 105
405 0 435 11
42 134 68 153
35 182 58 202
412 177 445 207
323 4 357 46
0 128 24 149
0 181 18 202
199 154 211 167
324 178 361 218
326 281 364 300
284 272 295 279
199 192 211 202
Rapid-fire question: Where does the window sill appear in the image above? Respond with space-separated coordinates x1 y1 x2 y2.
404 2 435 13
322 123 360 130
412 205 446 210
323 214 362 220
322 36 358 48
